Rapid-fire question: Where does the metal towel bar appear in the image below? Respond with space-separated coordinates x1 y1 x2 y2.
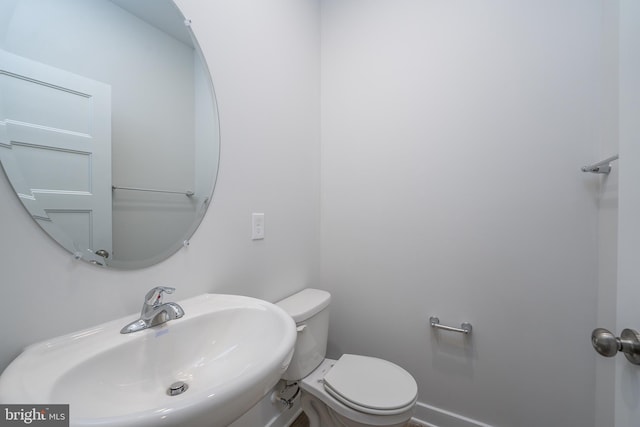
430 316 472 335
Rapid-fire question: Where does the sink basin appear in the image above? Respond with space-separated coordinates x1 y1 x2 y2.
0 294 297 427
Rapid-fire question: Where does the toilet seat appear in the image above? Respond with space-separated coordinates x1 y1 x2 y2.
323 354 418 415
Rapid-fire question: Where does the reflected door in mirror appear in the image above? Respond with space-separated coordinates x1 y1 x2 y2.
0 50 112 264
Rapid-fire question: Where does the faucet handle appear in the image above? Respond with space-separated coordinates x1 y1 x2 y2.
144 286 176 306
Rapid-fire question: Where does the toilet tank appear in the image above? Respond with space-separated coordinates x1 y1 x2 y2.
276 288 331 381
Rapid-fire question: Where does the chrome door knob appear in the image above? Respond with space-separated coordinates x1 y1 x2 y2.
591 327 640 365
591 328 620 357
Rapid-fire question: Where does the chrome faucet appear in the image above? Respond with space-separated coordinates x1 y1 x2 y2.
120 286 185 334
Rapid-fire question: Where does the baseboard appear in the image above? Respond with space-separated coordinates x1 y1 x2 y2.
266 399 493 427
412 402 494 427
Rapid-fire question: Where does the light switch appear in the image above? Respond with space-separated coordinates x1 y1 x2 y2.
252 213 265 240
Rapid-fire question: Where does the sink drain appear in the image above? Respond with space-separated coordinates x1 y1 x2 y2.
167 381 189 396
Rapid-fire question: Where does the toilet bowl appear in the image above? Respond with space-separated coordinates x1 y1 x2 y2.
300 357 417 427
276 289 418 427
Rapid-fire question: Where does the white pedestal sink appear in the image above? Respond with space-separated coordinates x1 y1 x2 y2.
0 294 297 427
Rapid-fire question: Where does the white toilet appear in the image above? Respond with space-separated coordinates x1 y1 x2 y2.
277 288 418 427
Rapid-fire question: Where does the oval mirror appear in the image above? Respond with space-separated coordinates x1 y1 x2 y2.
0 0 220 269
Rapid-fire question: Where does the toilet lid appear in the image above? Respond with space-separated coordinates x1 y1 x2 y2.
323 354 417 413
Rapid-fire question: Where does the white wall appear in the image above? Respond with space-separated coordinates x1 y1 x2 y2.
320 1 603 426
0 0 321 394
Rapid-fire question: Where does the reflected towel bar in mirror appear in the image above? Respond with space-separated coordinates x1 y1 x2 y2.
112 185 194 197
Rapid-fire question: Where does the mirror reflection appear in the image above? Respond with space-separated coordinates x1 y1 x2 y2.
0 0 220 269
